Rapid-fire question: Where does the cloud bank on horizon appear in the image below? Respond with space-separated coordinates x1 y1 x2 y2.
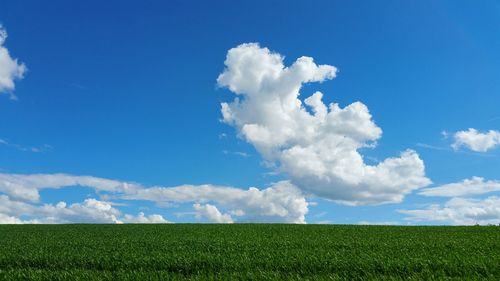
400 177 500 225
0 173 307 224
400 196 500 225
1 36 500 225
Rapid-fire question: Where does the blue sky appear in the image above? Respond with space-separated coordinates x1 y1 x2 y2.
1 1 500 224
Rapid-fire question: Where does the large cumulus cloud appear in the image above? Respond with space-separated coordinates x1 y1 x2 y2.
218 43 430 205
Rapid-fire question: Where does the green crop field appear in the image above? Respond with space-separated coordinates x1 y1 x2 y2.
0 224 499 280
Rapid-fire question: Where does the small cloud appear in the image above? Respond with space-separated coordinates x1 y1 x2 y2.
451 128 500 152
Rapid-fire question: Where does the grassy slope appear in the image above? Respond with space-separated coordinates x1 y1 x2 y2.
0 224 499 280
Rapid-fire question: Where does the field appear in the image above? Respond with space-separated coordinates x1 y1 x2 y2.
0 224 499 280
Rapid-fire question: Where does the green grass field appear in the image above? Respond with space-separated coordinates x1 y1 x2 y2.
0 224 499 280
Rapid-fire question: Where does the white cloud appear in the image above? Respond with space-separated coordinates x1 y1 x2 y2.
122 212 170 223
452 128 500 152
0 211 39 224
0 194 122 223
0 173 308 223
38 198 122 223
0 173 140 202
0 25 26 99
0 213 25 224
0 194 168 224
0 194 121 223
124 180 308 223
217 43 430 205
0 194 35 216
400 196 500 225
407 175 500 225
419 177 500 197
193 203 233 223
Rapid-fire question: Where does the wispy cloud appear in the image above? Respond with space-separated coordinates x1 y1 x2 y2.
222 150 250 158
0 138 52 153
417 142 498 158
415 143 450 152
419 177 500 197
